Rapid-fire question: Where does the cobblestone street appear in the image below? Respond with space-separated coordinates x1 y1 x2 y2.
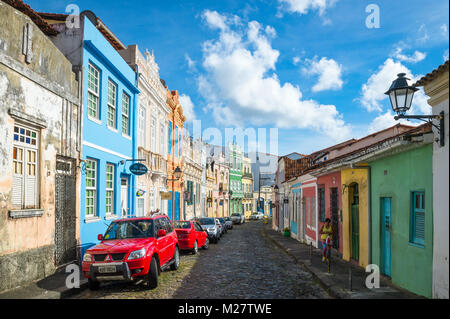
73 221 330 299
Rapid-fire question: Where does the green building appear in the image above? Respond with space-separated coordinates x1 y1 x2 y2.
228 143 243 215
367 129 433 298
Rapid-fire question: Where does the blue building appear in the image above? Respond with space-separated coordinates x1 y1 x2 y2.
44 12 139 257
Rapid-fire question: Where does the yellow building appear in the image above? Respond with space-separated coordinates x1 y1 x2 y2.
341 166 370 268
242 157 254 219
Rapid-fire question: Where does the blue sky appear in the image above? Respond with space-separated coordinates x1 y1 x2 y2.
27 0 449 156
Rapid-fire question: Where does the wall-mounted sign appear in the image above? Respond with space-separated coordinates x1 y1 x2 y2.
136 189 146 197
160 192 172 200
129 163 148 176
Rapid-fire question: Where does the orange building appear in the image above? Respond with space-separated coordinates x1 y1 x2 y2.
165 88 185 220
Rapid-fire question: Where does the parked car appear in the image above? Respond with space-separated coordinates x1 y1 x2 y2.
255 212 264 220
82 215 180 291
198 217 221 243
249 212 258 220
173 221 209 254
231 213 245 224
215 218 224 237
224 216 233 230
217 218 227 235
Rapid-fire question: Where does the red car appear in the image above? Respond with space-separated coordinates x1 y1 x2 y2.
82 215 180 290
173 220 209 254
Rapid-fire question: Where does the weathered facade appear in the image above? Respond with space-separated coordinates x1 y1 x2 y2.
228 143 243 215
212 151 230 217
0 0 81 291
242 156 253 219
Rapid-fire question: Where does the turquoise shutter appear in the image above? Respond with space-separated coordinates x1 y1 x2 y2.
411 192 425 246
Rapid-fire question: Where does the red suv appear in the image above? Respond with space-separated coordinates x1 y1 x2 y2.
82 215 180 290
173 220 209 254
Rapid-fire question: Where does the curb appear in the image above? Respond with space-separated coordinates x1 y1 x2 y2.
261 228 347 299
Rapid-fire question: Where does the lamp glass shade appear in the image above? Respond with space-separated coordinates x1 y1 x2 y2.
174 167 182 180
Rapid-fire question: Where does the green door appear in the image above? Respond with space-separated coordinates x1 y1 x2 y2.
351 184 360 261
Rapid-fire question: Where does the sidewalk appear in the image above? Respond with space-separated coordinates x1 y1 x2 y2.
263 224 424 299
0 264 88 299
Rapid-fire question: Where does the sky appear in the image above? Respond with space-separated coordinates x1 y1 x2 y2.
26 0 449 156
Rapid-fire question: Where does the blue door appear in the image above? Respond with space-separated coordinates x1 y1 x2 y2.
381 197 392 277
175 192 180 221
168 191 173 220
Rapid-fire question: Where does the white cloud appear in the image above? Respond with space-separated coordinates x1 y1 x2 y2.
179 94 196 122
293 56 301 65
185 54 197 71
304 57 343 92
441 24 448 37
392 47 426 64
416 24 429 44
198 10 351 141
444 49 449 62
360 58 431 114
277 0 337 16
368 111 417 134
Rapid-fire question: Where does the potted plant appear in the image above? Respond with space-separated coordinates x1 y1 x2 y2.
283 227 291 237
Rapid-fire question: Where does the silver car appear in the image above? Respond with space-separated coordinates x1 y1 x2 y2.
199 217 220 243
224 217 233 230
231 213 245 225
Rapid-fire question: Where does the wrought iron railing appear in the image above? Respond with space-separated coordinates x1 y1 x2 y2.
138 147 167 174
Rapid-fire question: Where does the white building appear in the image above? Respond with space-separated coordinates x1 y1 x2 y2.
415 61 449 299
119 47 170 217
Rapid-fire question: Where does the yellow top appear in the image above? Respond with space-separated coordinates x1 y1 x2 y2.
321 224 333 241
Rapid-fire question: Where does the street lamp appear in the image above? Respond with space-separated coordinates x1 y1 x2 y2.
386 73 445 147
167 166 182 181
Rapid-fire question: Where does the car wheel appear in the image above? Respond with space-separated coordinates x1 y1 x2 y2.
147 256 159 289
170 247 180 271
192 241 198 255
203 238 210 250
88 279 100 291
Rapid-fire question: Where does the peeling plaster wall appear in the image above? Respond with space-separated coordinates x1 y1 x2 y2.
0 2 81 291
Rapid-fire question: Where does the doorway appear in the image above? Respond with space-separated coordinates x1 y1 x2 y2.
381 197 392 277
330 187 339 250
121 177 129 217
350 184 360 261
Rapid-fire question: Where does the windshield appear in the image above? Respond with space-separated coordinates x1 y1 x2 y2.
218 218 225 223
103 220 153 240
199 218 215 225
231 213 240 217
224 217 231 221
173 221 191 229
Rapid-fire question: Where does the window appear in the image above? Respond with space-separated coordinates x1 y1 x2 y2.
160 123 165 155
87 63 100 119
410 191 425 246
107 80 117 128
138 106 146 147
151 115 157 153
122 93 130 135
319 188 325 222
106 164 115 215
12 124 39 209
149 187 155 212
85 159 97 217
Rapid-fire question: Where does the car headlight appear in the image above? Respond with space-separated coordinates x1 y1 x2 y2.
127 248 146 260
83 253 92 262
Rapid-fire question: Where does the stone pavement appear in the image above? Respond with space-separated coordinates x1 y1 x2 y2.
263 222 425 299
0 264 87 299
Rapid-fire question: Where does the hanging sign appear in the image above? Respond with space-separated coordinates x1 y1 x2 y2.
160 192 172 200
129 163 148 176
136 189 146 197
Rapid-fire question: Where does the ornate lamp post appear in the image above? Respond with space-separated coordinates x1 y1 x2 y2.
386 73 445 146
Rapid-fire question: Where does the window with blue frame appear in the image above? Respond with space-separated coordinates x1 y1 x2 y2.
175 125 179 158
410 191 425 246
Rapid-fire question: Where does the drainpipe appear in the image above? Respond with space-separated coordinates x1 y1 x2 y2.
131 64 139 216
351 164 372 265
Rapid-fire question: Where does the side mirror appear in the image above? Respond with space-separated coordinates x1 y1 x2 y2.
98 234 103 241
157 229 167 238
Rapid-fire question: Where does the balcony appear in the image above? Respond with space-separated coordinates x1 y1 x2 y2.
242 172 253 179
138 147 167 176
